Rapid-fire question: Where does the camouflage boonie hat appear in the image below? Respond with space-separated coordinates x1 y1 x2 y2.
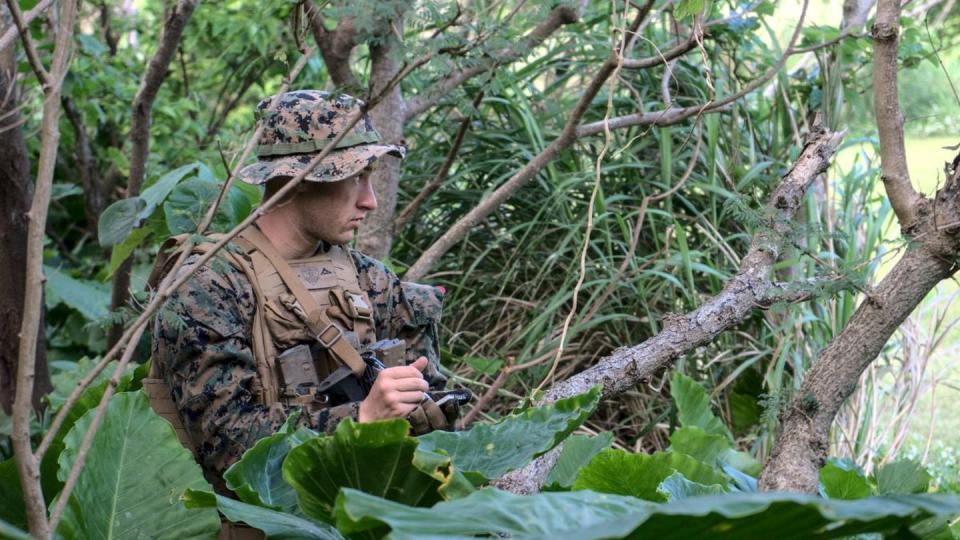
237 90 405 185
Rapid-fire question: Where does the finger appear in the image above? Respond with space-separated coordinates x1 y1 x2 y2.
381 365 425 380
411 357 428 371
390 390 428 405
392 378 429 393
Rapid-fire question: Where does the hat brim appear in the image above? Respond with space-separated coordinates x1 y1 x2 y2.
237 143 405 186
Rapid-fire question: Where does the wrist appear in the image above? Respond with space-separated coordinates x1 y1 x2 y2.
357 399 372 423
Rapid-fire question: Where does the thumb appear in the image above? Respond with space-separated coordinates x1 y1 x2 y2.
411 356 428 372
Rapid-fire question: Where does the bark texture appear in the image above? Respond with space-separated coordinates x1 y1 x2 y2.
497 121 844 494
0 38 49 415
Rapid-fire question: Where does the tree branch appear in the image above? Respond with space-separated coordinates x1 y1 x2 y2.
11 0 77 536
0 0 54 53
62 96 108 229
578 0 810 137
872 0 921 229
496 120 845 494
305 0 360 92
108 0 199 347
3 0 49 86
403 1 654 281
403 5 580 121
393 90 483 234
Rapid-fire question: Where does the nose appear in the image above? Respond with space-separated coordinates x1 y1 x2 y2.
357 175 377 211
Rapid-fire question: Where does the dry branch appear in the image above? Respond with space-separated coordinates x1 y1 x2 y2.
11 0 78 536
403 1 654 281
496 120 845 494
403 5 580 121
108 0 199 347
0 0 54 53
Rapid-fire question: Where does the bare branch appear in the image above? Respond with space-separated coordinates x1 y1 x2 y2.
496 121 845 494
4 0 49 86
11 0 77 535
0 0 54 53
403 5 580 121
578 0 810 137
393 90 484 234
108 0 199 347
872 0 922 228
62 96 108 227
403 1 655 281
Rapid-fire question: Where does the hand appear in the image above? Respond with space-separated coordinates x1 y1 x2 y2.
358 357 429 422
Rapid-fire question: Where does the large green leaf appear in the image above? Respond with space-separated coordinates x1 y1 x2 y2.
820 458 872 500
0 443 63 529
875 459 931 495
47 357 136 410
656 471 726 501
98 196 147 247
44 266 110 321
141 163 202 216
671 372 733 441
335 487 960 540
56 391 220 539
335 487 653 539
668 426 729 464
224 415 317 513
544 432 613 490
416 386 602 482
183 489 343 540
572 448 727 502
282 419 442 523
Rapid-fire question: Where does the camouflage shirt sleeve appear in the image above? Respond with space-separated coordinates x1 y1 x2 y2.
350 250 448 390
151 253 358 476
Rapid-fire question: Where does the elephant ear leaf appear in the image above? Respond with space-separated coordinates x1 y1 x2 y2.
224 412 317 513
56 391 220 540
282 419 443 523
416 386 603 483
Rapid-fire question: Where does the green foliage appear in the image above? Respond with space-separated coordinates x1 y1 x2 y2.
183 489 344 540
656 471 727 501
416 385 601 482
43 266 110 322
820 458 872 500
283 419 444 522
876 460 933 496
544 432 614 490
335 488 960 539
572 449 727 502
671 372 733 441
223 413 317 513
56 391 220 539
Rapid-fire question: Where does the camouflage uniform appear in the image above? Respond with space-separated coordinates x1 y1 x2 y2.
150 90 446 479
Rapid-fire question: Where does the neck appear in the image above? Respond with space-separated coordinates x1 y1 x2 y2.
256 208 318 259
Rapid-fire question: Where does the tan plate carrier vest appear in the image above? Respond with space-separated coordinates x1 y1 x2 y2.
142 227 379 453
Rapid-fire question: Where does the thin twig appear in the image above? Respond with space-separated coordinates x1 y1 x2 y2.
4 0 50 86
393 90 484 233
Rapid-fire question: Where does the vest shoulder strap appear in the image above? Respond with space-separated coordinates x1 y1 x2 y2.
238 228 367 378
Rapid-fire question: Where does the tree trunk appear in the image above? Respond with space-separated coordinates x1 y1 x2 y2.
759 240 957 491
0 25 49 415
356 20 404 259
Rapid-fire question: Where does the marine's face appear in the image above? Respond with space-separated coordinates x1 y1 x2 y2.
293 165 378 245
